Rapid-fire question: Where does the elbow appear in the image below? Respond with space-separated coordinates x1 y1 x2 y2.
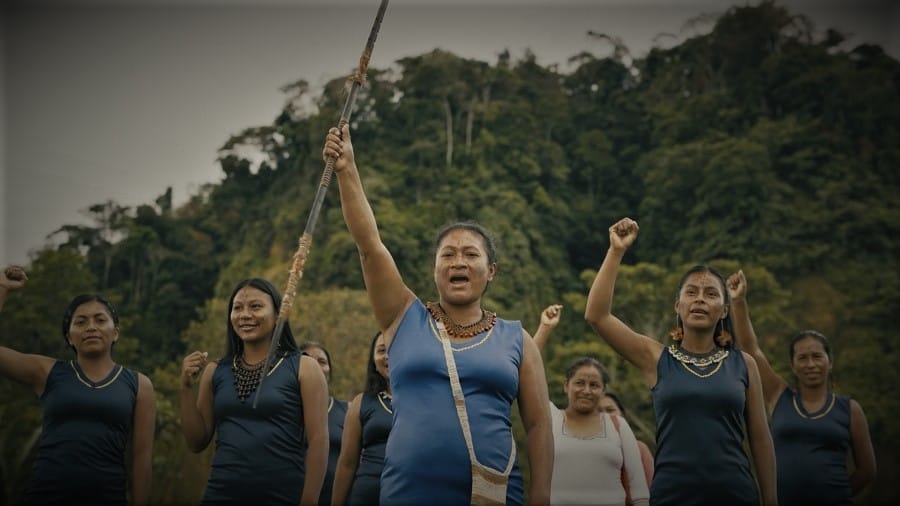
183 434 210 454
187 442 207 454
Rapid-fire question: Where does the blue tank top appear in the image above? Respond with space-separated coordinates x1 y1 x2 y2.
202 352 306 505
771 387 852 505
650 346 758 506
317 396 348 506
347 391 393 505
26 360 138 506
380 300 524 505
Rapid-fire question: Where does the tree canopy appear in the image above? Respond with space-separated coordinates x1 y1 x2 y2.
2 2 898 503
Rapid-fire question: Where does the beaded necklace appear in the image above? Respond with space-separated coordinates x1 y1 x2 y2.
667 343 729 378
426 301 496 339
233 354 266 402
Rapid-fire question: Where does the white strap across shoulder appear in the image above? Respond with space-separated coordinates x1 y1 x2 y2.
436 320 516 476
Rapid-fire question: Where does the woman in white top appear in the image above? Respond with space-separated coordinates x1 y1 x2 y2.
533 305 649 506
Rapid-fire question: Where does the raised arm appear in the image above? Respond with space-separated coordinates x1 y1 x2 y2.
179 352 216 452
0 266 57 394
727 270 788 411
848 399 877 496
331 393 363 506
742 352 778 506
531 304 562 354
131 373 156 506
517 330 553 505
324 126 415 342
584 219 663 386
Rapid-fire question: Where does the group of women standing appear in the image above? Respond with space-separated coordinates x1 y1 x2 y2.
0 124 877 505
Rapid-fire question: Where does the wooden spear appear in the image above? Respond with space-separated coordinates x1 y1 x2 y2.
254 0 390 408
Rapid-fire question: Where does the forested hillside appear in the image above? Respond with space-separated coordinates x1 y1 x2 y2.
2 2 898 503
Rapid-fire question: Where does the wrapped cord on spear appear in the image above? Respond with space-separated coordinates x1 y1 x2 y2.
253 0 390 408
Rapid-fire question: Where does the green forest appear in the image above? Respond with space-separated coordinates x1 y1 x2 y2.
2 2 899 503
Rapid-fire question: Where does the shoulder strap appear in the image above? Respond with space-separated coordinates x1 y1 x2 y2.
436 320 515 476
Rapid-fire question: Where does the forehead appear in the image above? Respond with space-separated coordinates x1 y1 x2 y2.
681 272 723 290
374 335 386 348
793 336 827 354
437 229 486 250
72 300 112 318
569 365 602 380
232 286 272 304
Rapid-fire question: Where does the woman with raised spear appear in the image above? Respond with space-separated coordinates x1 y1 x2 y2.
321 122 554 504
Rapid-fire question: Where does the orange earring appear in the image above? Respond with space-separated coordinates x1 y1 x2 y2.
669 315 684 342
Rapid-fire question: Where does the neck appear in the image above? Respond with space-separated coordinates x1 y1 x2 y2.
438 299 483 326
564 405 598 421
679 330 716 354
76 354 116 374
799 382 830 399
241 340 271 364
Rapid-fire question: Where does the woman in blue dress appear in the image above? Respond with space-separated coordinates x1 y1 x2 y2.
728 269 876 504
331 332 392 505
300 341 348 506
0 265 156 505
323 125 553 505
180 277 329 505
584 218 777 505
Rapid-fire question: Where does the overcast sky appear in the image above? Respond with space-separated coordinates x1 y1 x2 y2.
3 0 898 265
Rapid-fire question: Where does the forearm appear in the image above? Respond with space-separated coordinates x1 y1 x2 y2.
531 323 554 353
330 459 358 506
179 387 210 451
131 451 152 506
850 468 875 496
730 298 762 353
750 433 778 505
525 422 553 505
584 248 625 323
300 433 328 506
335 166 382 256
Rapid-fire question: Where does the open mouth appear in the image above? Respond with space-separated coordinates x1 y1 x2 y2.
450 275 469 284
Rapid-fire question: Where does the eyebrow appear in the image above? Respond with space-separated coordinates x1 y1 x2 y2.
74 312 109 319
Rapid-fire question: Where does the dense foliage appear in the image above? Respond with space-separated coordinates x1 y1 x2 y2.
2 2 898 503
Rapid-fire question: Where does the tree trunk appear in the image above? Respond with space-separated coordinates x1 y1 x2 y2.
443 97 453 167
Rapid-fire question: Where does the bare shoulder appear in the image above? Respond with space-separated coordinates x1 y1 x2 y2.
136 372 155 393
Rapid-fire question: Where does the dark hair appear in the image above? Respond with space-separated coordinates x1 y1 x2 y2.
564 357 610 387
61 294 119 353
224 278 298 361
364 332 389 395
300 341 334 380
603 391 627 416
674 264 735 348
433 221 497 266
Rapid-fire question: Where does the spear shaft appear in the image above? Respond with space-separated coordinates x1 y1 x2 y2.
254 0 390 408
